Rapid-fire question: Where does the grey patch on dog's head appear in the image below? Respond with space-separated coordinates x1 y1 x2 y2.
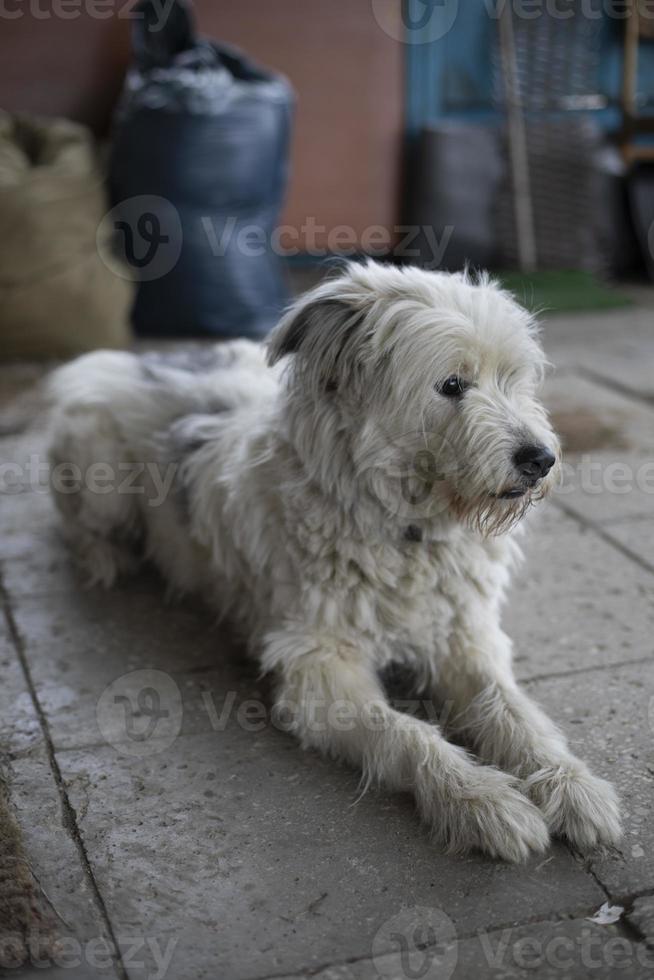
267 295 367 393
267 297 362 360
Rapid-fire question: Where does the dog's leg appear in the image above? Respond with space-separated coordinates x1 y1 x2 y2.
263 628 549 862
435 620 621 850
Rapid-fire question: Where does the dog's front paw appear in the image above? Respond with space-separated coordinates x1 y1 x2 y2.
525 765 622 851
423 768 550 863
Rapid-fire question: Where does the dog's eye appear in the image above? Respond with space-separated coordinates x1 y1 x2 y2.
438 375 469 398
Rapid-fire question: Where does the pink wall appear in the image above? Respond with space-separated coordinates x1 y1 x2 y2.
1 1 405 248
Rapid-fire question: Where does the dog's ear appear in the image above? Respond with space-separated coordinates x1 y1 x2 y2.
266 287 367 391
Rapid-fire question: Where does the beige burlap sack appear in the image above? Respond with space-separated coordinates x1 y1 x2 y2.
0 112 133 359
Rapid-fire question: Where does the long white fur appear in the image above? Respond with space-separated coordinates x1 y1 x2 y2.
47 262 621 861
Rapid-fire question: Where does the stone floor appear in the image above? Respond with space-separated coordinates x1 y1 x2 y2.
1 293 654 980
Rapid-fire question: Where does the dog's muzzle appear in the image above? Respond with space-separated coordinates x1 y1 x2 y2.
513 444 556 484
494 443 556 500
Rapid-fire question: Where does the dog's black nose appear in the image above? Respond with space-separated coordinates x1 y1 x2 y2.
513 444 556 482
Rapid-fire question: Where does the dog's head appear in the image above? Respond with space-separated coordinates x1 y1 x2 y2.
267 262 560 535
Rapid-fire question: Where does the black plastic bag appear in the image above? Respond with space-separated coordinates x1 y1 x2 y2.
109 0 294 338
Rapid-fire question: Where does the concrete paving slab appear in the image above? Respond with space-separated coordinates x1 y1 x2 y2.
505 508 654 680
2 748 121 979
273 916 654 980
1 523 89 599
542 306 654 404
8 588 257 753
7 503 652 760
551 451 654 525
0 620 43 758
0 489 55 542
57 730 604 980
0 605 120 977
525 660 654 900
0 363 50 438
1 523 165 599
3 497 651 761
628 894 654 945
0 445 54 541
595 518 654 575
542 374 654 456
2 312 653 980
0 429 49 473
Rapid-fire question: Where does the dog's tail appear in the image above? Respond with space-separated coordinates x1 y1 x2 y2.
48 349 193 446
46 343 277 586
48 341 277 444
48 350 139 409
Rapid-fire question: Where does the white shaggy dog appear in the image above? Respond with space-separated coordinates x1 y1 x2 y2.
48 262 621 861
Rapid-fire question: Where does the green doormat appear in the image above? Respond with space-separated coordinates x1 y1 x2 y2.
499 270 633 313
